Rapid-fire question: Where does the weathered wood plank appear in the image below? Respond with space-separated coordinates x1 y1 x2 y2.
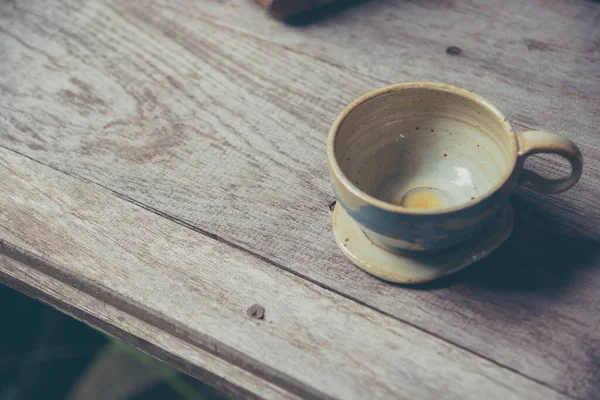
0 0 599 398
185 0 600 239
202 0 600 144
0 255 301 400
0 256 295 400
0 148 568 400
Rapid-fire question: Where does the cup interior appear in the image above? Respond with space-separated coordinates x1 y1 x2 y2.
333 85 516 211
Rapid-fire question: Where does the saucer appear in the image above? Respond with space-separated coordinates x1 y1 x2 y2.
332 203 514 284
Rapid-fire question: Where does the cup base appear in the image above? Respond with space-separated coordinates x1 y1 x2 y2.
331 202 514 284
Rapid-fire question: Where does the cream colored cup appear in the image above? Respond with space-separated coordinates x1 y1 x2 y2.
327 82 582 253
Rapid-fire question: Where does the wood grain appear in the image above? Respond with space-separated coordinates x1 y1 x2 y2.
0 148 568 400
0 254 295 400
0 0 599 398
194 0 600 238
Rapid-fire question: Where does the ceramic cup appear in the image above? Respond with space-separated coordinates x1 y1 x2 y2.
327 82 582 253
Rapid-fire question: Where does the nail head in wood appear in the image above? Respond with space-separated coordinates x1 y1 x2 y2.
247 304 265 320
446 46 462 56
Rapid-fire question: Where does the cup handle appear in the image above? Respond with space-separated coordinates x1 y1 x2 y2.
517 130 583 194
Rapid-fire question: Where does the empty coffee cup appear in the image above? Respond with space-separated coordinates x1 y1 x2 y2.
327 82 582 254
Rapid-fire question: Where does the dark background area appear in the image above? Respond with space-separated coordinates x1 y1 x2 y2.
0 285 227 400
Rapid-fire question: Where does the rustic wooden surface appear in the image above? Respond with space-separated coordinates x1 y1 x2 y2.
0 0 599 398
0 149 567 400
0 254 293 400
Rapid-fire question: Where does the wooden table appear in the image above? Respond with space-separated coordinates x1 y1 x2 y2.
1 1 599 398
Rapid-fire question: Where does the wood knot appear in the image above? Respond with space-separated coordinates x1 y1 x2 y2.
247 304 265 320
446 46 462 56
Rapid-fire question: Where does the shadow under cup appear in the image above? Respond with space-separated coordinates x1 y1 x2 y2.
330 84 519 252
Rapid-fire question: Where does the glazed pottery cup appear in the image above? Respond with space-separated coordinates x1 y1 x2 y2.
327 82 583 253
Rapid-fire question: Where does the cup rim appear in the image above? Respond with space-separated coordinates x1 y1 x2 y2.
327 82 519 215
